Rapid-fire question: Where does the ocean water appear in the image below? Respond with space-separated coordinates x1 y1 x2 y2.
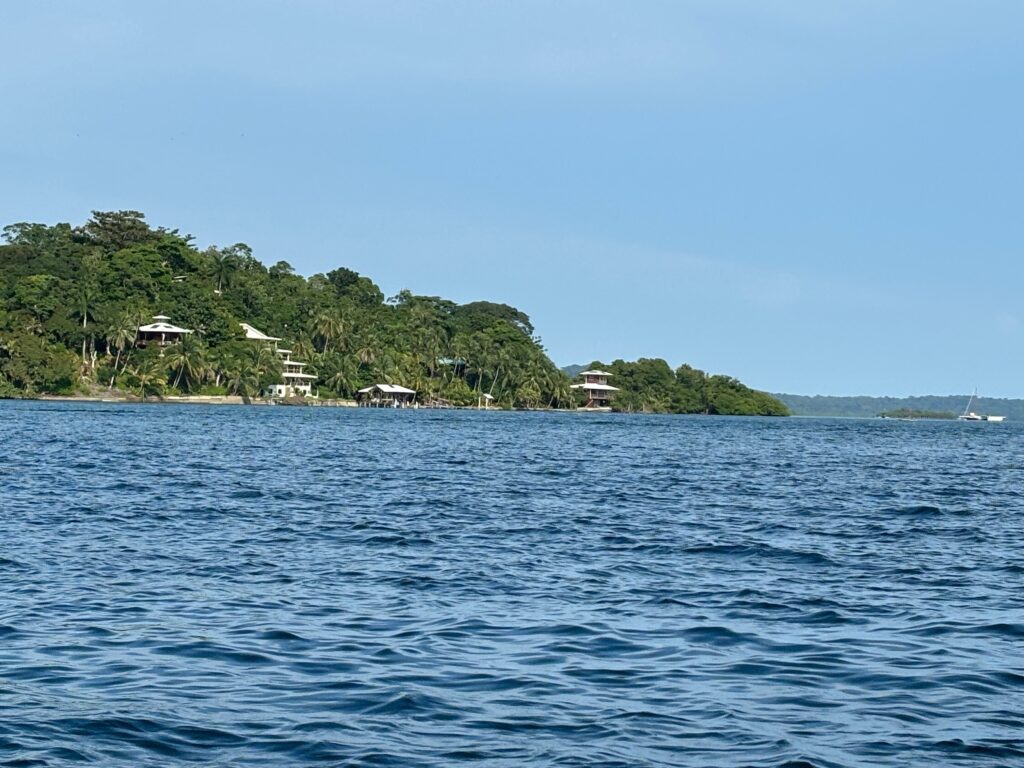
1 402 1022 768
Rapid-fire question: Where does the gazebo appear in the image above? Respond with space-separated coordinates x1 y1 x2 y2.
356 384 416 408
136 315 192 347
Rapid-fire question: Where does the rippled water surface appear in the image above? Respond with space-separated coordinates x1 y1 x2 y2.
1 402 1023 767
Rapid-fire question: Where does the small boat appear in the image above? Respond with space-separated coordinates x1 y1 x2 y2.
958 390 1005 422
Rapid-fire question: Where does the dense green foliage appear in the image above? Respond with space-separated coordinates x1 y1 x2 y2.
0 210 787 414
776 394 1021 420
580 359 790 416
0 211 570 406
878 408 955 420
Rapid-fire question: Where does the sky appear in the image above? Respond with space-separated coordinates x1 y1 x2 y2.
2 1 1022 397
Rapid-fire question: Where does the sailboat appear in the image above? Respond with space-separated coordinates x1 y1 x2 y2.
958 390 1006 422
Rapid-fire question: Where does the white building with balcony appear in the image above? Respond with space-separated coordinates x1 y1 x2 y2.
571 369 619 411
240 322 317 398
268 348 317 398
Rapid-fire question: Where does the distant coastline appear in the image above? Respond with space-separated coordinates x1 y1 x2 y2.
774 393 1022 421
877 408 955 420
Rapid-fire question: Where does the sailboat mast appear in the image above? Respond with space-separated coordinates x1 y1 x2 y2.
961 388 976 418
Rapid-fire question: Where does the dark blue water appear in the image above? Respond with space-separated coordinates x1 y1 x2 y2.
1 402 1022 767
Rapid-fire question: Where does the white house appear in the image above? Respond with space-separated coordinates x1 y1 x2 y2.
571 369 619 410
241 322 317 398
136 315 192 347
268 348 317 398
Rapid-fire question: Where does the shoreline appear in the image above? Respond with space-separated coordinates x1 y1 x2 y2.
7 393 792 417
29 393 359 408
3 394 794 416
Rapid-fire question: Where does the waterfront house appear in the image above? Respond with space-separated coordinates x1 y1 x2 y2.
241 322 317 398
571 369 619 410
136 315 192 347
268 348 317 398
356 384 416 408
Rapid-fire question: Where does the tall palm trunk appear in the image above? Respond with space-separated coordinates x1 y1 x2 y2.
121 348 134 377
110 347 122 387
81 313 88 370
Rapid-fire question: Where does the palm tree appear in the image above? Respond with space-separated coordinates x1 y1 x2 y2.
488 347 514 398
105 312 138 387
74 285 100 376
206 345 235 388
225 364 259 400
164 335 207 392
130 359 166 400
325 357 357 396
211 249 239 293
226 344 283 401
416 328 446 382
292 334 315 361
113 308 148 379
313 311 344 354
374 348 408 383
546 369 573 409
356 341 376 366
250 343 284 379
463 338 488 394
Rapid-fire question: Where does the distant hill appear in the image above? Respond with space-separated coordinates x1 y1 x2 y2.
773 393 1021 421
561 364 586 377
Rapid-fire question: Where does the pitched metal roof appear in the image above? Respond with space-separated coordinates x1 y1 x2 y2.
240 322 282 342
138 318 192 334
358 384 416 394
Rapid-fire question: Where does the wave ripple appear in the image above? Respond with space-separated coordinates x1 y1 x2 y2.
1 403 1022 767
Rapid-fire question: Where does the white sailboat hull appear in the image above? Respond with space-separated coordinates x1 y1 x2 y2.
958 391 1006 422
958 412 1006 422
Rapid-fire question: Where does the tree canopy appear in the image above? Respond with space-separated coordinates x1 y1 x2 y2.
0 210 787 416
579 358 789 416
0 211 568 406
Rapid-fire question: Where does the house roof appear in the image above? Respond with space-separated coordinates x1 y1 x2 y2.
571 383 619 392
358 384 416 395
138 317 192 334
578 369 613 377
240 322 282 342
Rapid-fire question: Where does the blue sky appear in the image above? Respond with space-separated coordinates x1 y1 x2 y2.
2 1 1022 396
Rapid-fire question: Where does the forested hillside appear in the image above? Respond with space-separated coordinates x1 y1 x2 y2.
0 211 567 405
0 210 788 415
